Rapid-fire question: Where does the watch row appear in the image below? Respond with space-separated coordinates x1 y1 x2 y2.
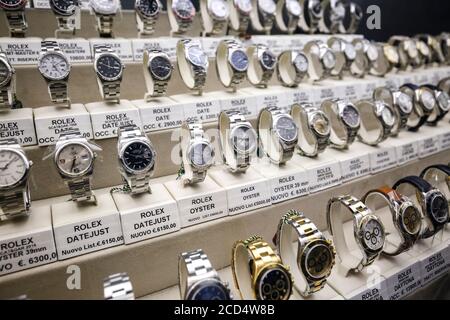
0 0 363 38
103 167 450 300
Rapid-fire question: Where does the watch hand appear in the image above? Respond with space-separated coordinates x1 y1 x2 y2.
70 157 77 172
1 157 15 170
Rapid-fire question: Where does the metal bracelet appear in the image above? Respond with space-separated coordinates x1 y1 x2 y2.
103 273 135 300
5 10 27 37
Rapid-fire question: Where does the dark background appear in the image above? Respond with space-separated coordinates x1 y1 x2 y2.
122 0 450 41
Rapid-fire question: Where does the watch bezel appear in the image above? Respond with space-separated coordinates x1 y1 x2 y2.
0 56 13 88
54 141 95 179
285 0 302 17
436 90 450 112
185 278 231 300
292 52 309 74
254 263 293 301
299 238 335 281
229 123 257 155
94 52 124 82
89 0 119 15
0 147 31 190
375 101 395 129
309 110 331 137
418 87 437 113
320 47 336 71
393 91 414 115
259 48 277 71
172 0 196 21
234 0 252 15
0 0 27 10
148 54 173 81
187 139 215 170
257 0 276 16
119 138 156 175
38 51 71 81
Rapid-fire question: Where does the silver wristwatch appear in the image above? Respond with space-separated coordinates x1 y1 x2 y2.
215 39 249 91
168 0 196 34
50 0 80 36
356 100 395 146
275 0 301 34
257 106 298 164
103 273 135 300
290 103 330 157
328 37 365 78
0 0 28 37
176 39 209 95
424 84 450 126
219 110 257 172
179 121 215 185
0 138 32 220
298 0 323 33
319 0 346 34
276 50 308 87
201 0 229 36
179 249 232 300
117 124 156 194
304 40 336 81
229 0 252 34
246 44 276 88
143 49 173 99
252 0 277 33
89 0 120 38
93 44 124 103
135 0 161 37
0 51 16 110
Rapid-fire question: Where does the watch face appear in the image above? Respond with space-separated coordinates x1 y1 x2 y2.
38 53 70 81
304 242 334 279
275 115 298 142
344 43 357 60
366 44 379 62
397 92 413 114
376 102 395 127
420 90 436 111
187 46 208 68
173 0 195 20
56 143 93 177
286 0 301 16
261 50 276 70
230 125 257 154
0 59 12 87
90 0 118 14
402 205 421 235
322 50 336 70
293 53 308 73
0 149 27 188
384 45 399 64
230 49 249 72
51 0 78 14
96 54 123 81
122 141 154 173
332 2 346 20
257 266 292 300
311 112 330 136
209 0 229 19
437 91 450 111
0 0 24 8
361 218 385 252
189 141 214 168
429 193 449 224
188 279 230 300
342 104 360 128
149 56 172 80
309 0 323 18
235 0 252 14
258 0 276 14
136 0 159 17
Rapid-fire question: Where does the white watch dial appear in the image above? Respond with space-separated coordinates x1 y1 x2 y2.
231 125 257 154
286 0 301 16
187 46 208 68
293 53 308 73
421 90 436 111
235 0 252 14
322 50 336 69
90 0 119 14
362 218 384 251
56 143 93 177
344 43 357 60
397 92 413 114
209 0 229 19
258 0 276 14
38 53 70 81
380 105 395 127
366 44 379 61
0 149 27 188
437 91 450 111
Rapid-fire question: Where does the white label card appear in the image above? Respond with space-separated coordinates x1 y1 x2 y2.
182 98 221 123
33 0 50 8
370 146 398 173
439 131 450 151
253 90 289 113
226 180 272 215
0 116 37 146
418 136 440 158
420 247 450 287
131 38 178 62
220 94 257 118
90 108 142 140
314 85 341 107
340 153 371 183
395 141 419 165
307 162 342 193
57 39 92 63
0 38 41 65
139 102 185 132
342 83 360 101
269 171 309 204
288 88 318 106
387 261 422 300
349 280 389 300
90 39 134 62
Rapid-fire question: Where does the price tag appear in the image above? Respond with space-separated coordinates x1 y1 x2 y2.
387 261 422 300
420 245 450 287
395 141 419 165
341 83 361 101
339 153 371 183
418 136 440 158
133 98 185 132
219 93 257 118
54 39 92 63
439 131 450 150
268 170 309 204
90 38 133 62
250 36 284 55
313 84 342 107
131 37 178 62
286 87 318 106
244 88 290 113
175 95 221 123
348 278 389 300
307 161 342 193
33 0 50 8
225 180 272 216
0 38 41 65
0 108 37 146
370 146 398 173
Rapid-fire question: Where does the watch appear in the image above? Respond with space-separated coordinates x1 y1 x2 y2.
219 110 257 173
232 235 293 300
0 51 16 110
257 106 298 164
200 0 229 36
414 38 433 66
143 49 172 98
215 39 249 92
176 39 209 95
389 36 420 69
0 138 32 220
352 39 384 76
422 84 450 126
328 37 365 78
179 249 232 300
326 195 385 272
416 34 446 65
117 124 156 194
373 86 414 136
179 121 214 185
400 83 436 132
355 99 395 146
246 44 276 88
273 210 335 296
393 176 449 239
135 0 161 37
103 273 135 300
38 41 71 108
321 99 360 149
363 187 421 256
250 0 276 33
420 164 450 203
319 0 346 34
54 131 99 203
276 50 308 87
167 0 196 34
0 0 27 37
303 40 336 81
93 44 124 103
339 1 362 34
89 0 120 38
290 103 330 157
275 0 301 34
298 0 323 34
229 0 252 35
50 0 80 35
382 43 401 73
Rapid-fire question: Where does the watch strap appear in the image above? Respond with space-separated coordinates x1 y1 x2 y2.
393 175 433 193
136 12 157 36
103 273 135 300
180 121 208 184
55 13 78 34
298 0 321 33
229 2 250 35
5 10 27 37
96 14 115 38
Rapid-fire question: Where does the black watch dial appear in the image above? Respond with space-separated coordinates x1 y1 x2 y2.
0 60 11 87
149 56 172 80
51 0 78 14
261 50 276 70
123 142 154 172
188 280 230 300
96 54 123 80
257 266 292 300
429 193 449 224
342 104 360 128
136 0 159 17
305 242 333 279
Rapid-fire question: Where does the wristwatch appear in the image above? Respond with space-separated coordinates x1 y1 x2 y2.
219 110 257 173
143 49 172 98
274 210 335 296
422 84 450 126
413 38 432 66
319 0 346 34
298 0 323 34
93 44 124 103
389 36 420 69
135 0 161 37
339 1 361 34
400 83 436 131
416 34 446 65
326 195 385 272
50 0 80 36
290 103 330 157
363 187 421 256
275 0 301 34
89 0 120 38
352 39 385 76
117 124 156 194
276 50 308 87
257 106 298 164
103 273 135 300
303 40 336 81
382 43 401 73
328 37 365 78
167 0 196 34
250 0 276 33
355 99 395 146
54 131 100 203
38 41 71 108
420 164 450 205
321 99 360 149
179 249 232 300
200 0 229 36
215 39 249 92
373 86 414 136
232 235 293 300
393 176 449 239
176 39 209 95
0 0 27 37
246 44 276 88
0 138 32 220
179 121 214 185
229 0 252 35
0 51 16 110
